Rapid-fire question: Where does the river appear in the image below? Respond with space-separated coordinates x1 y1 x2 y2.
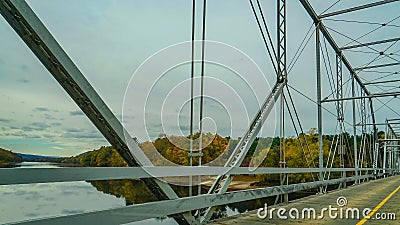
1 162 313 224
0 162 179 225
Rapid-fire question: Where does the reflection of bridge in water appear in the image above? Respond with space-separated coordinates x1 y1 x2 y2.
0 0 399 224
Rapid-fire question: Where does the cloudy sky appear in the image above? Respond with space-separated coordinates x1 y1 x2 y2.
0 0 399 156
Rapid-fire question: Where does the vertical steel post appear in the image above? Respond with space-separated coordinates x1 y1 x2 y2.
352 72 358 183
373 143 379 175
369 99 379 168
396 148 399 174
383 120 388 175
279 94 283 201
316 22 324 192
336 53 345 188
385 130 394 174
188 0 196 199
198 0 208 199
359 92 367 171
277 0 288 203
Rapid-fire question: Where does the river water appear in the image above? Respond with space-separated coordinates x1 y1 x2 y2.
0 162 316 224
0 162 179 225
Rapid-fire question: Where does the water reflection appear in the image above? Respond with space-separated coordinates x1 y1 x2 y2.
0 162 315 224
0 163 21 168
0 162 127 224
88 179 281 220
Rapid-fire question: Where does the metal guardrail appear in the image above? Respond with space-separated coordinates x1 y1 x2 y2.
0 167 386 225
0 166 384 186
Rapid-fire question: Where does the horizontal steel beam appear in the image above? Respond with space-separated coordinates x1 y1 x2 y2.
379 139 400 141
356 122 400 126
0 167 378 185
364 78 400 85
341 37 400 50
320 0 400 18
387 118 400 121
322 91 400 102
9 173 383 225
355 62 400 71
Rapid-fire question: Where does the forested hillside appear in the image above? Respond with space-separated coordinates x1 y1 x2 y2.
0 147 22 166
62 146 128 167
61 130 375 206
61 130 365 184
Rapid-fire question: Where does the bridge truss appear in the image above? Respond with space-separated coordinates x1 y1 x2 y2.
0 0 399 224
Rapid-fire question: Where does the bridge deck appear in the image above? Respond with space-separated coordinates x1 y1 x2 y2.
210 175 400 225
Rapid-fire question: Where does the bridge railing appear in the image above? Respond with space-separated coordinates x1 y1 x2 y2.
0 166 387 225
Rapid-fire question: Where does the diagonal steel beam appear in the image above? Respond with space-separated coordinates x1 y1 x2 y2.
0 1 194 224
320 0 400 18
197 80 285 223
387 123 399 138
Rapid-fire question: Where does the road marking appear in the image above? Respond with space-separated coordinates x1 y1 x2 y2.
356 184 400 225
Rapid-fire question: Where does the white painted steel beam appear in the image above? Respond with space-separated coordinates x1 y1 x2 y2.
0 167 379 185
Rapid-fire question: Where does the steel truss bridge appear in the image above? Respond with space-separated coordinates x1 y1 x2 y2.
0 0 399 225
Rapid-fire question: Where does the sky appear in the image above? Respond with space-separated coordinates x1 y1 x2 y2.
0 0 399 156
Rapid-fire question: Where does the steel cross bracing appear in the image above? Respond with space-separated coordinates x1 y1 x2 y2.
0 1 196 224
336 54 344 129
277 0 287 81
336 54 346 183
300 0 399 167
195 80 285 223
298 1 380 140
